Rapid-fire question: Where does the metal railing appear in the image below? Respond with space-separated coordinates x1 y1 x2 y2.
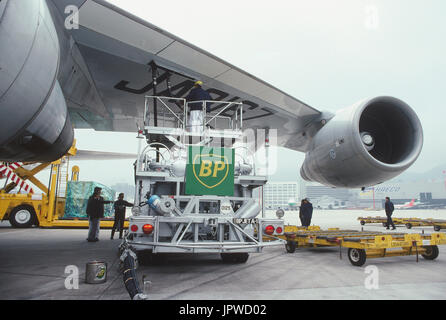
144 96 244 132
185 100 243 131
144 96 185 129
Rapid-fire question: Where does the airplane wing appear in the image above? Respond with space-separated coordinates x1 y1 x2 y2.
50 0 324 151
74 150 137 160
0 0 423 187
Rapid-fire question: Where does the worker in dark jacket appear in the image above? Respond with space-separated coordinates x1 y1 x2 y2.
384 196 396 230
111 193 133 240
86 187 112 242
301 198 313 227
299 199 305 226
185 81 212 133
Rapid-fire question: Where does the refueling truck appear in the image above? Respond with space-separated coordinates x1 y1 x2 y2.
121 96 285 263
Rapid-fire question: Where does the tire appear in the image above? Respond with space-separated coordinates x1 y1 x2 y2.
221 252 249 263
285 240 297 253
406 223 412 229
151 253 168 265
9 205 36 228
348 248 367 267
421 245 439 260
434 226 441 232
136 250 153 266
360 220 365 226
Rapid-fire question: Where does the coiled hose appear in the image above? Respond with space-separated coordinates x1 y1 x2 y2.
120 248 149 300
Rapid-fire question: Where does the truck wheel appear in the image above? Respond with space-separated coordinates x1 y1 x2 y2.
221 253 249 263
151 253 168 265
406 223 412 229
421 245 439 260
434 226 441 232
360 220 365 226
9 205 36 228
136 250 153 266
285 240 297 253
234 253 249 263
348 248 367 267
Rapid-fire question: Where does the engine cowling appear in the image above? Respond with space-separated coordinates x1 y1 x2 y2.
300 96 423 188
0 0 73 162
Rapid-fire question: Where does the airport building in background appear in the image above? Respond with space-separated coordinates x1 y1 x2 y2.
261 176 446 210
356 181 446 209
302 182 352 209
262 182 299 210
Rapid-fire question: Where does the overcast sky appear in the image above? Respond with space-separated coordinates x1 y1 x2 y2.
71 0 446 186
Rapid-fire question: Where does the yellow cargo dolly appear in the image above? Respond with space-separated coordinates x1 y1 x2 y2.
396 218 446 231
358 216 446 231
0 143 129 229
279 226 446 267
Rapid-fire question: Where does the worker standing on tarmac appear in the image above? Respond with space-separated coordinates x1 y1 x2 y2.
299 199 305 226
185 81 212 133
385 196 396 230
86 187 112 242
301 198 313 227
111 193 133 240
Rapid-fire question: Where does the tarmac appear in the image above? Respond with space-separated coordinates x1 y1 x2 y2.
0 209 445 300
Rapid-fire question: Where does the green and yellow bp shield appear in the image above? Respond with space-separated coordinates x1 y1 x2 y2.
185 146 234 196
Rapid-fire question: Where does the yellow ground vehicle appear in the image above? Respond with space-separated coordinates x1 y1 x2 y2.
358 216 446 231
0 145 128 229
278 226 446 267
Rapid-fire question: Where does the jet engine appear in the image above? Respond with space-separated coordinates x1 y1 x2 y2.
0 0 73 162
300 96 423 188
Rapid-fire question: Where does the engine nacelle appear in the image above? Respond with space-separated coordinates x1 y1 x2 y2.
300 96 423 188
0 0 73 162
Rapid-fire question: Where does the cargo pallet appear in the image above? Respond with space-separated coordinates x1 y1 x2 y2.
279 226 446 267
358 216 446 231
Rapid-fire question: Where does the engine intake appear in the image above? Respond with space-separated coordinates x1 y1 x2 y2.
300 96 423 188
359 98 421 165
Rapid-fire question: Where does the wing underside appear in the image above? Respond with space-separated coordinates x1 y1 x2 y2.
49 0 322 150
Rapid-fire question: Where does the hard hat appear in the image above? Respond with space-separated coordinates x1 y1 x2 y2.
194 80 203 86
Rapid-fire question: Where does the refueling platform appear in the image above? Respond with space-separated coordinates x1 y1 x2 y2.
121 96 285 263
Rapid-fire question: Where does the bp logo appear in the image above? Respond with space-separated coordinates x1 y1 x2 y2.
95 265 106 280
185 146 234 196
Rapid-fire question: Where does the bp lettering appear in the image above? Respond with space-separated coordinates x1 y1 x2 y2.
186 147 234 196
198 160 226 178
